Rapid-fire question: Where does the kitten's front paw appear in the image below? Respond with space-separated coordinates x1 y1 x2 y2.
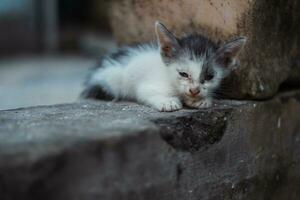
153 97 182 112
186 99 212 109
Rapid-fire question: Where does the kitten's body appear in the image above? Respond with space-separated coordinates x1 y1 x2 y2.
81 22 246 111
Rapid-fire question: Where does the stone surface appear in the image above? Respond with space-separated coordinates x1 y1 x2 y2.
110 0 300 99
286 59 300 86
0 90 299 200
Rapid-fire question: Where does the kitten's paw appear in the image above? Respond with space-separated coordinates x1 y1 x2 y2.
153 97 182 112
186 99 212 109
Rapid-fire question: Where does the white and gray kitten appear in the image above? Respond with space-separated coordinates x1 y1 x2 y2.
81 21 247 112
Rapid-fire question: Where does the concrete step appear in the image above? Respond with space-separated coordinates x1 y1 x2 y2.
0 90 299 199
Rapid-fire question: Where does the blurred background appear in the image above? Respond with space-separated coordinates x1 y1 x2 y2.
0 0 116 110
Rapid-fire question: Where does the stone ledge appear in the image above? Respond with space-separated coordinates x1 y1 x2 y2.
0 91 299 200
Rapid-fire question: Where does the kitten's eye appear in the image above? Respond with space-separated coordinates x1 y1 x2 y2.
205 74 214 81
179 72 189 78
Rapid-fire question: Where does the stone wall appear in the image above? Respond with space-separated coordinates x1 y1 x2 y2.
110 0 300 99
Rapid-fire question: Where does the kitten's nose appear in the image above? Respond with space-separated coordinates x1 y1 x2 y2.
189 88 200 96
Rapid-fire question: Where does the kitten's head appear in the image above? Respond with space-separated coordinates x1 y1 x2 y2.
155 21 247 101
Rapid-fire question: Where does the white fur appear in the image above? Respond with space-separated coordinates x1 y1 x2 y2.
89 45 225 112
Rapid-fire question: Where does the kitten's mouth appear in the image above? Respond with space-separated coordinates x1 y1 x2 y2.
184 93 202 100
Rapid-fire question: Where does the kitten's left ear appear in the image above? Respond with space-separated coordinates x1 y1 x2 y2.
215 37 247 67
155 21 180 59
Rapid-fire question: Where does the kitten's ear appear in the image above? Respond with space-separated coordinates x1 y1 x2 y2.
155 21 180 59
215 37 247 67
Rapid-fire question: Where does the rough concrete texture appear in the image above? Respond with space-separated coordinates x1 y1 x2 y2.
286 60 300 86
110 0 300 99
0 90 299 200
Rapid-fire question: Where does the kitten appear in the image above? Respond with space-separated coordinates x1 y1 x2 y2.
81 21 247 112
